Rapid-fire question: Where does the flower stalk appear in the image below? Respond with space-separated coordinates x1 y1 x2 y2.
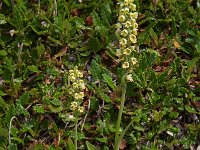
68 67 85 150
114 0 139 149
114 77 127 150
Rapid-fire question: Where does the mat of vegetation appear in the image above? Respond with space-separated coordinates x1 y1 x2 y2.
0 0 200 149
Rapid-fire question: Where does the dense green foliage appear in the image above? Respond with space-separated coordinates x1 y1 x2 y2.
0 0 200 149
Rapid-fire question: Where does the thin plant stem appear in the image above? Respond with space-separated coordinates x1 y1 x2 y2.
114 78 127 150
9 116 17 144
74 112 78 150
11 0 14 17
37 0 40 14
53 0 57 16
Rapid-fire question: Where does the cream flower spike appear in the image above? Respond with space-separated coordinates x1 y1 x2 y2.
115 0 138 69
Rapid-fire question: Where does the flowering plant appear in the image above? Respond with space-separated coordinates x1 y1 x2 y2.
114 0 139 149
68 66 86 149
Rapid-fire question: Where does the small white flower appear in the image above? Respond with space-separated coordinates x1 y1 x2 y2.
78 92 84 99
124 0 130 6
121 29 128 37
74 93 79 99
130 19 136 24
130 46 136 51
124 7 129 14
68 114 74 119
133 23 138 29
119 38 127 46
120 9 125 14
118 15 126 22
122 62 129 69
116 49 122 57
78 106 84 113
116 23 122 29
70 102 78 111
132 28 138 35
131 57 138 65
123 48 132 55
129 34 137 43
129 3 136 11
9 29 15 37
126 74 133 82
125 21 132 28
130 12 138 19
73 82 78 89
77 71 83 78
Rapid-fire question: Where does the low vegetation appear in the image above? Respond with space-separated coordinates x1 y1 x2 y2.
0 0 199 149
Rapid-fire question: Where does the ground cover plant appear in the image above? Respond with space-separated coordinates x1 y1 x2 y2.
0 0 200 149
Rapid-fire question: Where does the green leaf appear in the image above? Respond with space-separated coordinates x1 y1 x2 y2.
5 104 16 124
185 105 197 113
11 137 24 144
92 11 108 36
67 137 75 150
8 144 17 150
27 65 39 73
88 37 101 53
99 92 111 103
86 141 96 150
0 128 8 138
152 110 162 122
0 97 7 108
0 50 7 57
102 74 116 90
36 44 45 56
19 92 30 106
149 28 158 43
16 102 30 116
33 105 45 113
0 90 6 96
50 99 62 106
90 60 102 81
0 20 6 24
96 138 107 143
134 126 145 132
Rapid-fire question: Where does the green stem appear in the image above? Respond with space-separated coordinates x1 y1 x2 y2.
11 0 14 17
53 0 57 16
37 0 40 14
114 78 127 150
74 112 78 150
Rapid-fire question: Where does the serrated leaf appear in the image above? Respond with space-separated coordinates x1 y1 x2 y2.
92 11 108 36
5 104 16 124
86 141 96 150
90 60 102 81
149 28 158 43
102 74 116 90
19 92 30 106
16 102 30 116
